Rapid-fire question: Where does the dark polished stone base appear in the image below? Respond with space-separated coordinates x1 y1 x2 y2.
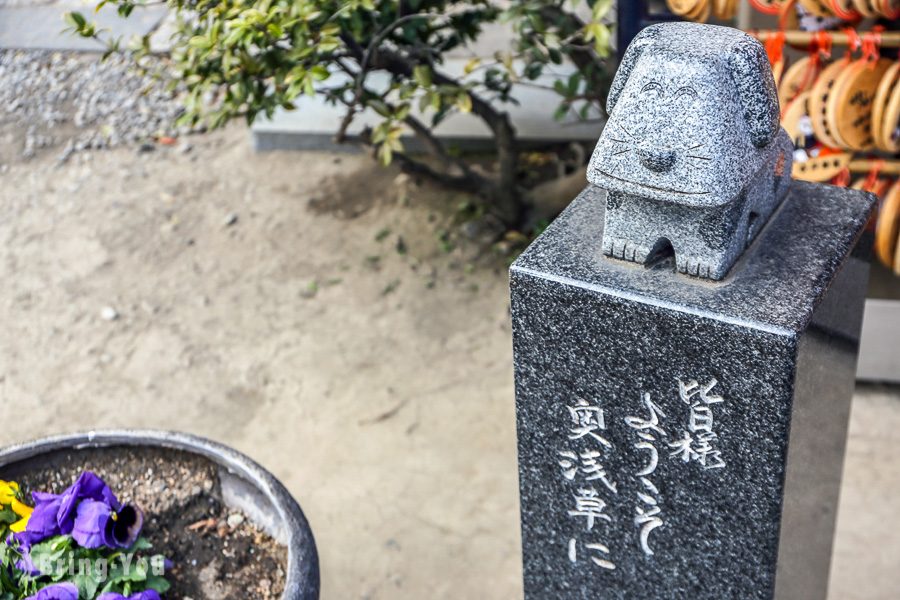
510 182 874 599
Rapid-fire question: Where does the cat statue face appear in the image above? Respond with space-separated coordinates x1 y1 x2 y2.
587 23 792 280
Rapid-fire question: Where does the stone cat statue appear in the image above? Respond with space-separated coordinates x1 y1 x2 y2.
587 22 792 280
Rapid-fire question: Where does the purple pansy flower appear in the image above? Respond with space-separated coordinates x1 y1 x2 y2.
57 472 120 535
97 591 160 600
20 492 64 544
24 582 79 600
16 472 141 549
72 499 113 548
8 531 40 576
72 499 144 549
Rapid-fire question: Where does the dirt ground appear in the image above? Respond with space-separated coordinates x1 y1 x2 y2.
0 122 897 600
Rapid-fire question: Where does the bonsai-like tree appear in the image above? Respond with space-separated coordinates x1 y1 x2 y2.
67 0 614 226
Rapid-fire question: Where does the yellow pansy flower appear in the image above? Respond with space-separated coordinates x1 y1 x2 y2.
0 480 19 505
0 480 32 532
9 516 28 533
9 497 32 532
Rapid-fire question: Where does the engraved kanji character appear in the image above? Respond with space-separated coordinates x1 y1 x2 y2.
668 431 725 469
568 487 612 531
579 449 618 494
567 398 611 448
689 404 714 433
678 378 724 406
668 432 698 463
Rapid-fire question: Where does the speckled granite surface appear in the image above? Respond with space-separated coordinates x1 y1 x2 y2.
510 182 874 599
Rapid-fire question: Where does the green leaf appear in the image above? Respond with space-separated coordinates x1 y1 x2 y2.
377 143 393 166
553 103 569 121
309 65 330 81
74 570 101 599
463 58 481 75
592 0 614 21
395 103 411 121
456 92 472 113
129 538 153 552
413 65 432 88
64 11 86 30
0 508 18 525
146 575 171 594
369 100 391 118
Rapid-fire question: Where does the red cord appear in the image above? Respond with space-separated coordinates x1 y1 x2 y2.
865 159 885 192
833 167 851 188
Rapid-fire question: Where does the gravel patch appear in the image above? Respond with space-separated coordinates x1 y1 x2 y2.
1 49 186 161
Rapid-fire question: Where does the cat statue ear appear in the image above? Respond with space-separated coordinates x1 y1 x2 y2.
606 25 661 116
606 25 780 149
726 38 780 148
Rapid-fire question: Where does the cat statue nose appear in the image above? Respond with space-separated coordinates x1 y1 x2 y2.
638 148 676 172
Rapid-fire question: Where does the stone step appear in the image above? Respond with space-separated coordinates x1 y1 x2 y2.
0 4 166 51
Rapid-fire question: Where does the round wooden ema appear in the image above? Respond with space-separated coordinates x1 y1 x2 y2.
824 60 862 150
713 0 733 18
809 60 850 148
851 0 880 15
827 58 892 151
877 0 900 17
722 0 740 17
871 62 900 150
792 152 852 182
880 70 900 152
779 57 820 107
667 0 702 16
748 0 784 12
894 225 900 275
686 0 711 21
828 0 862 17
799 0 836 15
875 179 900 268
771 55 787 89
782 92 811 142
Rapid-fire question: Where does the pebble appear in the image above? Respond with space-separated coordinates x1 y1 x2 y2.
223 212 239 227
226 513 245 528
100 306 119 321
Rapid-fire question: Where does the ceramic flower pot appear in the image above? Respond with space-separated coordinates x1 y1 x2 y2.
0 430 319 600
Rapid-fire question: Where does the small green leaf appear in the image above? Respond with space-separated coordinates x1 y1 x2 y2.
456 92 472 113
64 11 86 30
413 65 432 88
146 575 171 593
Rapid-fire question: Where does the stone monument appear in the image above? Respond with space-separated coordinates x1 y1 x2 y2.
510 22 875 600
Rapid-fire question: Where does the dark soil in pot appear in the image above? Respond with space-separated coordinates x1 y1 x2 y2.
3 446 288 600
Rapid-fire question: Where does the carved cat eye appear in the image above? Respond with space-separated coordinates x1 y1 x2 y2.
641 82 663 95
675 87 698 100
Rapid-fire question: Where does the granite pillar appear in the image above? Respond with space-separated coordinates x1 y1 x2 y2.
510 182 873 599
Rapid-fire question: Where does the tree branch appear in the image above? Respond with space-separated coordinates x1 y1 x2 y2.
339 31 524 224
392 151 484 193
